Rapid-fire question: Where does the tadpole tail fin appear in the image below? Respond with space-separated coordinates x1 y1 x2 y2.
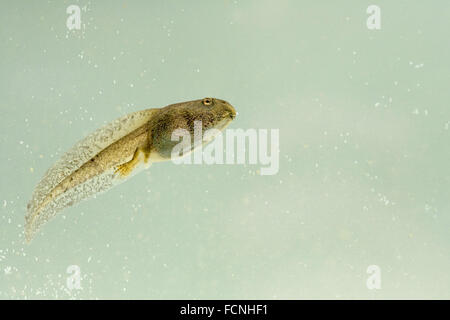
25 169 119 242
25 108 158 242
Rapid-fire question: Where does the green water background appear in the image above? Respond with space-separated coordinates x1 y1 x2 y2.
0 0 449 298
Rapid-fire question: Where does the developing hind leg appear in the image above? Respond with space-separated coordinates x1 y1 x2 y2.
115 146 151 178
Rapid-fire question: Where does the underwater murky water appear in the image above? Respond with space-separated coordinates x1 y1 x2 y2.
1 0 449 299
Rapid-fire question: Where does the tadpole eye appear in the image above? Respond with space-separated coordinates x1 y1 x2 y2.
202 98 213 106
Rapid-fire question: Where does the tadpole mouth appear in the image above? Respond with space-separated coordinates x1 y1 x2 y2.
227 105 237 120
218 99 236 121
